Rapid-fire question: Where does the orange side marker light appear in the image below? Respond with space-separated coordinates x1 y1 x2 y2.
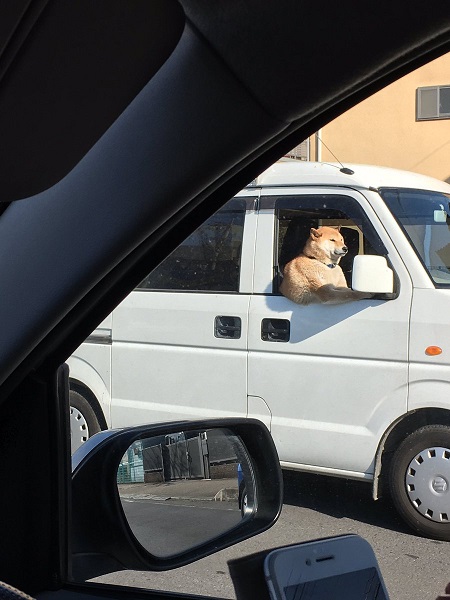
426 346 442 356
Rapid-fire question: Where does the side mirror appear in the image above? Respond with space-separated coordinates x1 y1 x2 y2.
71 418 282 581
352 255 394 294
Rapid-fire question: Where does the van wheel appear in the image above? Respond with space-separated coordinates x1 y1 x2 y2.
238 480 251 518
389 425 450 540
70 389 101 454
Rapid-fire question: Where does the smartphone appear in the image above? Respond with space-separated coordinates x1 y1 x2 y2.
263 534 389 600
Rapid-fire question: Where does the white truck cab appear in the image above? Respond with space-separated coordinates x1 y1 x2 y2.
68 161 450 540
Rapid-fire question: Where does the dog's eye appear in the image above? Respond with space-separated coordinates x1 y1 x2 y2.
330 238 335 242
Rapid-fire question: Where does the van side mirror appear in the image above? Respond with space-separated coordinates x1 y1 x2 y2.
352 255 394 294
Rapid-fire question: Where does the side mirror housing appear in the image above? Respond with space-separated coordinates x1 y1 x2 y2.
352 255 394 294
71 418 282 581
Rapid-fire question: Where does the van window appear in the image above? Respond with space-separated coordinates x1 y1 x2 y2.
137 198 246 292
272 194 386 289
381 188 450 286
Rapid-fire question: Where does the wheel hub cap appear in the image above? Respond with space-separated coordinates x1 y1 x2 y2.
405 446 450 523
70 406 89 454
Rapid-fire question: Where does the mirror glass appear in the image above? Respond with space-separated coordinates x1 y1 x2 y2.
117 427 255 557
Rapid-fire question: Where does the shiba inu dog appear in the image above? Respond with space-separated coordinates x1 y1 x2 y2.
279 226 372 305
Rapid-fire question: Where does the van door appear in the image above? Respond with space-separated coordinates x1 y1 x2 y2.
248 188 412 478
381 187 450 412
110 195 257 427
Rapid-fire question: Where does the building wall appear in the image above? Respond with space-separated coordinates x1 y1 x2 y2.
312 53 450 182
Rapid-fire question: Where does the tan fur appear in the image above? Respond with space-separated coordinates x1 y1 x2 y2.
279 226 372 305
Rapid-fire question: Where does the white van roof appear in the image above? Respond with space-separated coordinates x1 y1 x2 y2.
249 161 450 194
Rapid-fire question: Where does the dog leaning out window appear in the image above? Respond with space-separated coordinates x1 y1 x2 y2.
279 225 373 305
278 197 384 305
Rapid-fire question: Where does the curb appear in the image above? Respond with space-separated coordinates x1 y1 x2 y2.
121 487 239 503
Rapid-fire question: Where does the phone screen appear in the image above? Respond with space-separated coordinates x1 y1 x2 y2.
284 567 387 600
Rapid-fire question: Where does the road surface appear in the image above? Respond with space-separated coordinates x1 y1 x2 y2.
93 470 450 600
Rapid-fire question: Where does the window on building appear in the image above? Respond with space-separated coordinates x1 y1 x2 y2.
416 85 450 120
284 139 310 160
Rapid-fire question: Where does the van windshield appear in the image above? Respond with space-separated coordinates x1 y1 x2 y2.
381 187 450 286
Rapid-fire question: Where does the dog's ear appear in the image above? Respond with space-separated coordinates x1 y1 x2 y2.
336 225 341 231
310 227 321 238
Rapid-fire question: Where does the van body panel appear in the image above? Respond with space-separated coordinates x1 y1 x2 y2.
110 291 250 428
67 347 112 424
280 461 371 481
255 162 450 195
247 296 410 474
408 288 450 412
409 288 450 366
247 395 272 430
236 204 259 294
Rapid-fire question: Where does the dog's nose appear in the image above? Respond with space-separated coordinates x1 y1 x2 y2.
342 246 348 253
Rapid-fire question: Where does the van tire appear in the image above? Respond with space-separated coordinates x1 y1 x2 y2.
238 480 249 517
389 425 450 540
70 389 101 454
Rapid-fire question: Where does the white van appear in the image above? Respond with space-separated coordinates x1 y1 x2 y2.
68 161 450 539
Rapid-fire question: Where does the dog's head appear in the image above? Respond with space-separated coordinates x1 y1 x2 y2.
309 226 348 261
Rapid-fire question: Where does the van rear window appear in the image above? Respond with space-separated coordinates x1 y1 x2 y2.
137 199 246 292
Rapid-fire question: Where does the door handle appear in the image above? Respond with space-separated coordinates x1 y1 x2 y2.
261 318 290 342
215 316 241 339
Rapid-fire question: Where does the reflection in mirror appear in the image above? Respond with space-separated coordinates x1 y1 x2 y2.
117 427 255 558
